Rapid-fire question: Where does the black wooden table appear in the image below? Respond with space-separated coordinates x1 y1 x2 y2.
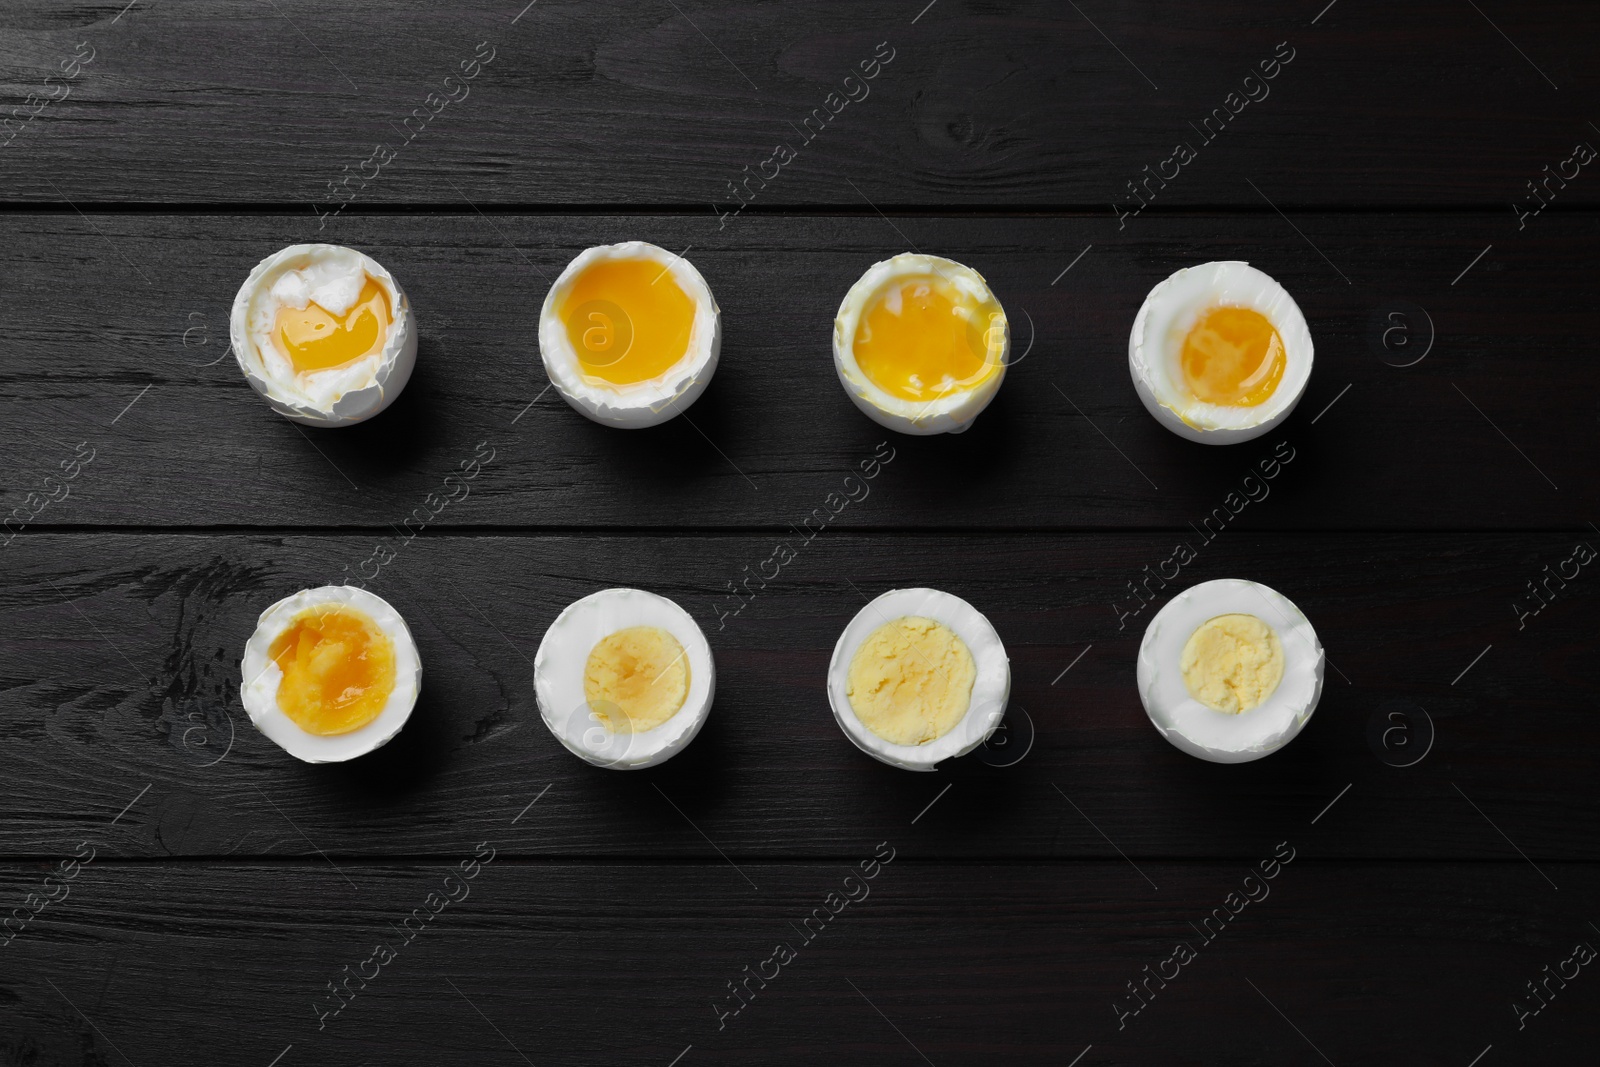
2 2 1596 1064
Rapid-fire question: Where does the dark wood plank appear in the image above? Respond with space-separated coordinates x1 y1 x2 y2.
4 531 1595 861
1 213 1592 530
1 2 1597 207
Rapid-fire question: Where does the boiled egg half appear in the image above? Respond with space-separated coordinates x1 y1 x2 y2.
535 588 715 769
1137 578 1323 763
827 588 1009 771
230 244 417 426
833 253 1009 435
538 242 721 428
1129 261 1313 444
240 586 422 763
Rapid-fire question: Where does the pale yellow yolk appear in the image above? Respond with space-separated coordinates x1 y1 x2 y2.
583 626 690 732
853 274 1005 402
846 616 977 746
1180 613 1284 714
1180 306 1286 406
268 605 397 736
560 258 696 385
273 277 392 374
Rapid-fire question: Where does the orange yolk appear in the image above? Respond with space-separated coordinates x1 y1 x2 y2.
559 258 696 385
268 605 396 736
273 276 392 374
1180 306 1286 407
853 275 1004 402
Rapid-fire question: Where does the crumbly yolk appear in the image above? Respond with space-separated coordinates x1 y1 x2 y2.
268 605 397 736
853 274 1005 402
1180 306 1286 406
583 626 690 732
1179 613 1284 714
273 276 392 374
846 616 977 746
560 258 696 385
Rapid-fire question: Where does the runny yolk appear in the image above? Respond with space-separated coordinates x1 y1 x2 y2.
1180 306 1286 407
852 274 1005 402
559 258 696 385
273 277 392 374
268 605 396 736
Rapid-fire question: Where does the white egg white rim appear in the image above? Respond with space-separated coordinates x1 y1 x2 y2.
229 244 415 426
1128 261 1313 438
240 585 423 764
832 253 1009 434
827 587 1010 771
1136 578 1324 763
537 242 722 427
534 588 715 770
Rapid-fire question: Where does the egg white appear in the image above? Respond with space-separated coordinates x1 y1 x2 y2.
826 587 1010 771
1136 578 1323 763
833 253 1010 436
535 588 715 769
230 244 417 427
240 585 423 764
537 242 722 429
1128 261 1313 444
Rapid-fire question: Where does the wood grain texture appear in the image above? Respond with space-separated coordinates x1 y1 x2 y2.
3 532 1593 861
1 213 1593 530
1 1 1598 207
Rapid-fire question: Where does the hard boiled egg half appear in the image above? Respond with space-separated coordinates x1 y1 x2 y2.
827 588 1009 771
230 244 417 426
240 586 422 763
535 588 715 769
833 253 1009 435
538 242 721 428
1137 578 1323 763
1129 261 1313 444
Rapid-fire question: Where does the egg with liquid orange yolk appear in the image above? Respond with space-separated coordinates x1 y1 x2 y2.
1128 261 1313 444
538 242 722 429
834 253 1009 435
241 586 421 763
232 244 417 427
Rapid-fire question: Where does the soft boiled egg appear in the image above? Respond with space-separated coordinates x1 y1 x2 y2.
240 586 422 763
535 588 715 769
827 588 1009 771
833 253 1009 435
1129 261 1313 444
538 242 721 428
1137 578 1323 763
230 244 417 426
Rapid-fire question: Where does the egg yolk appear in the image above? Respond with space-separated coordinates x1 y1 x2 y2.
1179 613 1284 714
559 258 696 386
846 616 977 746
268 605 397 736
1180 306 1286 406
853 274 1005 402
583 626 690 732
273 276 392 374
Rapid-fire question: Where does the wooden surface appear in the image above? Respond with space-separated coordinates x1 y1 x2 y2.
2 2 1597 1065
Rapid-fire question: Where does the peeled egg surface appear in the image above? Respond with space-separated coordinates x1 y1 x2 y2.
535 588 715 769
827 587 1010 771
1129 261 1313 444
1137 578 1323 763
230 244 417 426
538 242 722 429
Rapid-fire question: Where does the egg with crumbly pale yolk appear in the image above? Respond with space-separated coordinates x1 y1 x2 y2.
535 588 715 769
231 244 417 426
1137 579 1323 763
1129 261 1313 444
240 586 422 763
834 253 1009 435
827 588 1010 771
538 242 722 429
